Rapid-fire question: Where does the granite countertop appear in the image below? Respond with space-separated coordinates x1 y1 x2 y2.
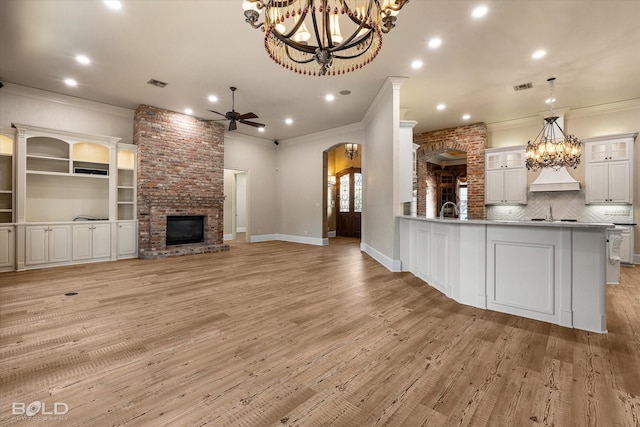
398 215 615 229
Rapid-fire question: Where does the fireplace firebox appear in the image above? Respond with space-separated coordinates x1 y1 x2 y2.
166 215 205 245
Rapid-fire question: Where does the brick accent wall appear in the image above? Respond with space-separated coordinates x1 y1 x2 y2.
414 123 487 219
134 105 229 258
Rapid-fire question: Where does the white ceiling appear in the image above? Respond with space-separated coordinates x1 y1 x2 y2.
1 1 639 142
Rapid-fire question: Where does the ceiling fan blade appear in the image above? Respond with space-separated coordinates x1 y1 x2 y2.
239 119 265 128
208 110 228 118
228 120 237 131
237 112 258 120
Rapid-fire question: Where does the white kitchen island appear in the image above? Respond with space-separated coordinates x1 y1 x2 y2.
398 216 614 333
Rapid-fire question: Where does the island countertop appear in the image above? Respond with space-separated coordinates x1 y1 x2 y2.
398 215 615 229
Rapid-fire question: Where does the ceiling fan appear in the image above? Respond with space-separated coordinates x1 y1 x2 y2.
209 87 265 131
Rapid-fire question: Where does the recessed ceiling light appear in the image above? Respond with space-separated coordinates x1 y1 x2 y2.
339 90 351 96
325 94 335 102
436 103 446 111
285 118 293 125
208 95 218 102
472 5 488 18
462 114 471 120
258 126 265 132
428 37 442 49
545 97 556 104
411 60 423 69
184 108 193 115
532 49 547 59
64 78 78 87
103 0 122 10
75 54 91 65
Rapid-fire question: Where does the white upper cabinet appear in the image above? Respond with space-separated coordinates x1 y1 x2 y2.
584 134 636 204
485 147 527 205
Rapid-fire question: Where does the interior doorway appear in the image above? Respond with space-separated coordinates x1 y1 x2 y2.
323 143 362 241
223 169 248 242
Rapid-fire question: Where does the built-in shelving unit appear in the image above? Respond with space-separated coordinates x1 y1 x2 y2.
9 123 139 270
0 130 15 224
117 146 136 221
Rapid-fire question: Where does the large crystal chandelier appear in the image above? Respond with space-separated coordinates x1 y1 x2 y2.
525 78 581 171
242 0 409 76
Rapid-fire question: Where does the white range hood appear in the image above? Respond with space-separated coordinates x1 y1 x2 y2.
529 166 580 192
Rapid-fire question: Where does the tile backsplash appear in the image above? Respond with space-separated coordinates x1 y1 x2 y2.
486 190 634 224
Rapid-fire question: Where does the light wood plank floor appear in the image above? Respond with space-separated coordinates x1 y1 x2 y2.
1 238 639 426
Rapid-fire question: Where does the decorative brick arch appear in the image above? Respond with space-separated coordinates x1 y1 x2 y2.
413 123 486 219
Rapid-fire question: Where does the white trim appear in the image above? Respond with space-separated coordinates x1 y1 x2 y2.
236 227 247 232
327 230 336 237
633 254 640 265
487 98 640 131
247 233 327 246
224 131 273 147
279 122 364 146
362 76 407 126
360 242 402 272
223 233 234 241
1 82 135 119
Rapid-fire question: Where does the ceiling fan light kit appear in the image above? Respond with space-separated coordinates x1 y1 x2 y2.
209 86 265 131
242 0 410 76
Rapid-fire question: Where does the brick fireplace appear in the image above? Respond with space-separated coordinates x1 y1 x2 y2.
134 105 229 259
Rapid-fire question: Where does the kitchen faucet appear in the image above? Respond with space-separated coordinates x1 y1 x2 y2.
440 201 459 219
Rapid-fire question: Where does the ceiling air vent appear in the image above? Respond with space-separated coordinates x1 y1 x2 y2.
147 78 168 88
513 82 533 91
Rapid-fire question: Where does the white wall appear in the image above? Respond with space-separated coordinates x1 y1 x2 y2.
276 124 365 245
360 77 406 270
223 132 279 241
0 83 134 142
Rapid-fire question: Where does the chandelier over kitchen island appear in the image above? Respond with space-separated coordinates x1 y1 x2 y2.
242 0 409 76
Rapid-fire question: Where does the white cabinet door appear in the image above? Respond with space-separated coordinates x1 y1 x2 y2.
485 170 505 204
72 224 93 260
26 226 48 265
92 223 111 259
48 225 71 263
585 163 608 203
117 221 137 257
504 169 526 204
608 161 631 204
0 226 15 268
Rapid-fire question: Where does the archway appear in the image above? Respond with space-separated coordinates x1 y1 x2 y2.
323 143 362 240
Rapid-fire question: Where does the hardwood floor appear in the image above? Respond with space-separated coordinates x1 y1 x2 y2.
1 238 639 426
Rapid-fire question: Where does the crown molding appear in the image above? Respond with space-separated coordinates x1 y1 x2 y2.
224 131 274 147
487 98 640 132
0 82 135 119
362 76 408 126
279 122 365 146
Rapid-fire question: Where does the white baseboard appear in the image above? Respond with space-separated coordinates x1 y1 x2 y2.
360 242 402 272
223 233 233 241
248 233 328 246
327 230 336 237
236 227 247 232
634 253 640 265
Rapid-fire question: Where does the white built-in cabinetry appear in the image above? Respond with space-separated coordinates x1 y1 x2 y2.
484 146 527 205
72 222 112 261
25 224 72 266
0 129 16 271
6 123 138 271
584 134 635 204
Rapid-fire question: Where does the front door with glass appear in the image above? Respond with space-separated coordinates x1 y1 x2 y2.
336 167 362 238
